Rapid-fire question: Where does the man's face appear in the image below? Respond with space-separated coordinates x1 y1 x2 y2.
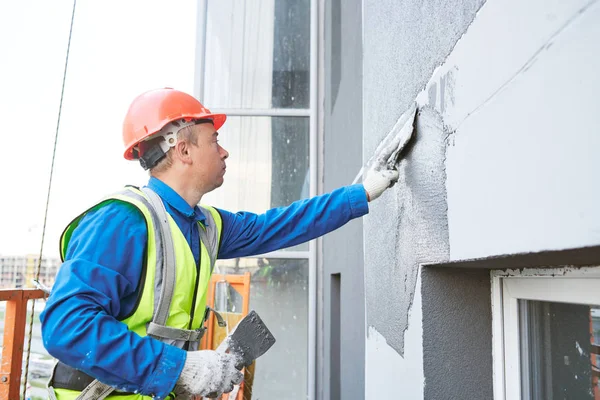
187 122 229 192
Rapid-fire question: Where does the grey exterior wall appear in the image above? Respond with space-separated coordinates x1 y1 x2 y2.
360 0 600 398
362 0 486 357
361 2 488 397
421 267 493 399
321 0 365 399
361 0 487 396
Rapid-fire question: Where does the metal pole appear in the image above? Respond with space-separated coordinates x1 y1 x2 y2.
194 0 208 101
308 0 319 398
210 108 310 117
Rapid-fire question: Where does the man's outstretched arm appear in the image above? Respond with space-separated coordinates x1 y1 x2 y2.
217 174 396 259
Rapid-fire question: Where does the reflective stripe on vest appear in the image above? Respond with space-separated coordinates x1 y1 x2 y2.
50 187 222 400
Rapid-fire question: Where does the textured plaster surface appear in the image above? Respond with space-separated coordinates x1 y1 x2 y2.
363 0 486 161
363 0 485 355
415 0 600 260
365 270 424 399
364 106 450 358
421 267 493 399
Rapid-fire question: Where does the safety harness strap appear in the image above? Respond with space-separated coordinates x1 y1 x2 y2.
146 322 206 342
47 360 113 400
140 187 177 330
198 205 219 272
115 188 168 324
72 379 114 400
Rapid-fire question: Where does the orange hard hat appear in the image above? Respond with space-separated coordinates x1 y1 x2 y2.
122 88 226 160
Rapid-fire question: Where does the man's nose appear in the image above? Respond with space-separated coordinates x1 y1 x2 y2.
220 145 229 160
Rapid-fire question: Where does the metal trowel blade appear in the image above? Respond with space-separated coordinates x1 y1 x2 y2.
385 104 417 170
223 310 276 367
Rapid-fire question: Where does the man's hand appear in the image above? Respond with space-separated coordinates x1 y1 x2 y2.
174 350 244 398
363 168 400 202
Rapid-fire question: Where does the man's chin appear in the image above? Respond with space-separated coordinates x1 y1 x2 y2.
201 178 224 196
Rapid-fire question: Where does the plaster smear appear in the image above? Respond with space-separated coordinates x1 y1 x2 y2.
366 269 424 399
364 106 449 355
362 0 483 356
414 0 600 259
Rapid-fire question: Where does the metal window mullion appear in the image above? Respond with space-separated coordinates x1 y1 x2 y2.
503 283 522 400
210 108 311 117
519 300 531 400
491 273 507 400
243 251 310 259
316 1 326 398
308 0 318 399
194 0 208 101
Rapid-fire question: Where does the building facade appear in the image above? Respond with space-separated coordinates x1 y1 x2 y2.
193 0 600 398
0 255 60 289
360 0 600 399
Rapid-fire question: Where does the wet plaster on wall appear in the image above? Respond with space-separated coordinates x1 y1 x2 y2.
364 106 450 355
363 0 486 356
363 0 486 164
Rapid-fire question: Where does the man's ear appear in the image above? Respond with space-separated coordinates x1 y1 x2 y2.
173 140 193 165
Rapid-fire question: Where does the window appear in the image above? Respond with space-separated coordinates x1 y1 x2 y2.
195 1 317 399
492 268 600 400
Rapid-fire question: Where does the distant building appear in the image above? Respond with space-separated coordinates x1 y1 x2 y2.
0 255 60 289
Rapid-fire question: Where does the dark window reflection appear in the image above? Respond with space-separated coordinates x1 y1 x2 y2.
271 0 310 109
205 0 310 109
520 301 600 400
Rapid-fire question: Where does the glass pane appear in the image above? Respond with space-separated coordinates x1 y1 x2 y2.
214 280 243 313
214 258 309 399
204 0 310 109
203 116 310 251
519 300 600 399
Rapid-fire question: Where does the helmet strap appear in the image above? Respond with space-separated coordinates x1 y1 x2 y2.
139 144 166 170
138 118 212 170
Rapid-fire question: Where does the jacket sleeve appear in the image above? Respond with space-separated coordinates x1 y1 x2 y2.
217 184 369 259
40 201 186 398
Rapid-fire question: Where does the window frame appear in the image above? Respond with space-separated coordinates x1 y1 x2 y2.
193 1 320 399
491 267 600 400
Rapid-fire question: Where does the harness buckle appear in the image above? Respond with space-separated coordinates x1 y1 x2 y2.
203 306 227 328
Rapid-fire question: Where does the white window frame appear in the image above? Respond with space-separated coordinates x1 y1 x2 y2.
491 266 600 400
193 1 320 399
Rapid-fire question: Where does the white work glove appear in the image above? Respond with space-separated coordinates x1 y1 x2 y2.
174 350 244 398
363 168 400 202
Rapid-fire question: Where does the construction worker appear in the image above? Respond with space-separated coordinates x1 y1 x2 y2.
40 88 399 400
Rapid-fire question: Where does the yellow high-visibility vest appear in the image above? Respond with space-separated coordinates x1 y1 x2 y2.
50 186 222 400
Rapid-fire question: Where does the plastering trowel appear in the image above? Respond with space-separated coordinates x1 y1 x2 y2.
352 103 418 184
208 310 276 398
217 310 276 366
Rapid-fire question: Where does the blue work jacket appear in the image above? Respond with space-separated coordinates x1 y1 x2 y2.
40 177 368 399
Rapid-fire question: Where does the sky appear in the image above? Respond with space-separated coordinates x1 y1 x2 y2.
0 1 198 256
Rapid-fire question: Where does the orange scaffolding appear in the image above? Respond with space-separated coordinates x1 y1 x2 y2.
0 288 46 399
